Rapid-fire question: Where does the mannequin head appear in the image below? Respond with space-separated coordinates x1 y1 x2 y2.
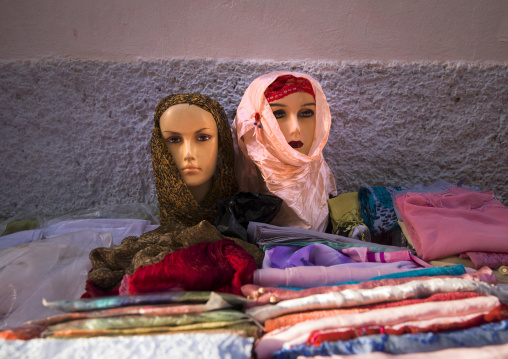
268 92 316 156
151 93 237 226
159 104 218 203
264 75 316 156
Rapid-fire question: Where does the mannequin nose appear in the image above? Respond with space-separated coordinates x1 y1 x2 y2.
288 114 301 138
183 140 196 161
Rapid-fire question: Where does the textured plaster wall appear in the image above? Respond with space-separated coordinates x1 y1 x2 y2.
1 59 507 219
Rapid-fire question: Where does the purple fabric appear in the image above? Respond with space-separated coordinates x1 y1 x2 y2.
263 244 357 269
263 244 431 269
253 263 423 288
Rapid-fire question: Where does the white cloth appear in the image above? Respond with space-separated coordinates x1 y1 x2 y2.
0 218 158 249
0 231 112 329
0 333 253 359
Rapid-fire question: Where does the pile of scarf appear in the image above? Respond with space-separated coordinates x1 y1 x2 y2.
242 223 508 358
84 221 262 297
0 291 259 340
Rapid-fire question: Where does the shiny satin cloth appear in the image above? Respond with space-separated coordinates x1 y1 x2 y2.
246 277 508 323
241 265 496 308
254 295 503 359
232 71 337 231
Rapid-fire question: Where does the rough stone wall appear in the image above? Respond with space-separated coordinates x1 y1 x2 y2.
0 58 506 219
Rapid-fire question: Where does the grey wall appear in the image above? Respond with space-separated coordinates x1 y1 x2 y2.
1 58 507 219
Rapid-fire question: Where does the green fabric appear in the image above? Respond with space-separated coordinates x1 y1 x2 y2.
1 220 38 236
46 310 248 331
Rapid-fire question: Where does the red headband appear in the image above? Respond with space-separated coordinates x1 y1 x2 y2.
264 75 315 103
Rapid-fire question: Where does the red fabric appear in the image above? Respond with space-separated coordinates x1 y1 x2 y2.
264 75 315 102
81 279 119 298
306 303 508 346
127 238 257 296
0 325 45 340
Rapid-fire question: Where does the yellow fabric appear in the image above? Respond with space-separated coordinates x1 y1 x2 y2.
327 192 364 236
398 220 413 247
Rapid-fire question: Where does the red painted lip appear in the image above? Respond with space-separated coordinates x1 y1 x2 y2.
288 141 304 149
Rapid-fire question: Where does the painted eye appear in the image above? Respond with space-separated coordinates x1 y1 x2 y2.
196 134 212 142
272 110 286 119
299 109 315 118
166 136 181 144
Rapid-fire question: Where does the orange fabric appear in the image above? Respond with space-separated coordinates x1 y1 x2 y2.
265 292 482 332
307 303 508 346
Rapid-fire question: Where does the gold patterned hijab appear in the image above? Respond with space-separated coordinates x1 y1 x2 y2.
151 93 238 226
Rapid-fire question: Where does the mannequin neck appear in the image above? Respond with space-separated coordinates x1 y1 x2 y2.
187 178 213 203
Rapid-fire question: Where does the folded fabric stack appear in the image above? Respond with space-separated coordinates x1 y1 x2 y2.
244 222 508 358
0 293 256 359
1 291 258 340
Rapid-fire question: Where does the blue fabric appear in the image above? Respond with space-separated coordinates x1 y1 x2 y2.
358 186 403 236
281 264 466 290
273 320 508 358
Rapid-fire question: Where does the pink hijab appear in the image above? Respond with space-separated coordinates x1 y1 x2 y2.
232 71 337 231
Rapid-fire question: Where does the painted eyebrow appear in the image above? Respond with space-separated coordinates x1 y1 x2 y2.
163 128 211 134
269 103 316 107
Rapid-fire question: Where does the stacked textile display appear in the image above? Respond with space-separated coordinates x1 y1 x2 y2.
243 219 508 358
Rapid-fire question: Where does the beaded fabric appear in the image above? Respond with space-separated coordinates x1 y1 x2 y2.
151 93 238 226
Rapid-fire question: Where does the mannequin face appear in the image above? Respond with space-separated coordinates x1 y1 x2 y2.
160 104 218 202
269 92 316 156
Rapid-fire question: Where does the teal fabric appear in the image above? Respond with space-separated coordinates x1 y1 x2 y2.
281 264 466 290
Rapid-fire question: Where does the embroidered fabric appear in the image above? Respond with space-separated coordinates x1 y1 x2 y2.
272 320 508 358
0 333 254 359
299 342 508 359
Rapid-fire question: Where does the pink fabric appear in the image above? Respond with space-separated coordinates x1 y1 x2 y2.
313 343 508 359
241 267 497 307
460 251 508 269
254 295 501 359
340 247 431 268
395 187 508 261
232 70 337 231
253 264 419 288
